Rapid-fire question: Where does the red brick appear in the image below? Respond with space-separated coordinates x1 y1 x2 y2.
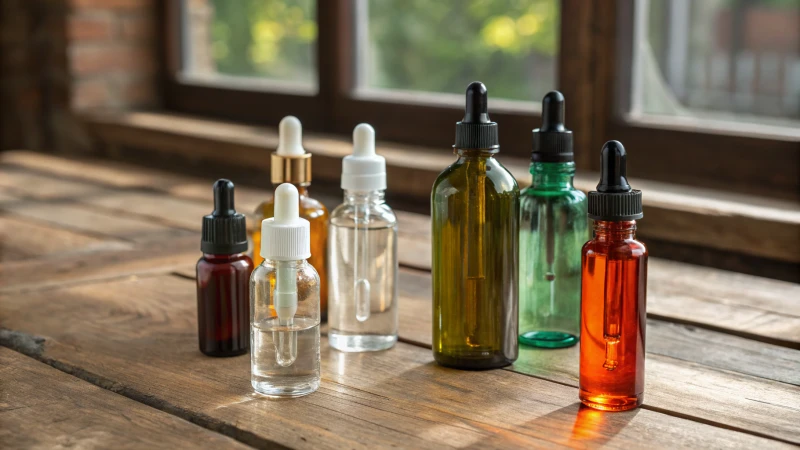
67 15 114 41
72 79 111 110
119 76 158 107
120 14 154 40
69 44 156 76
69 0 154 10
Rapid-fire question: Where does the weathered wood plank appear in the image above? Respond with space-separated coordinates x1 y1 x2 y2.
0 235 198 294
0 274 787 449
0 347 250 450
0 195 191 244
0 214 130 262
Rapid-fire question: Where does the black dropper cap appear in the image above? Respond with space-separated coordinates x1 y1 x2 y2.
532 91 573 162
201 179 248 254
588 141 643 221
455 81 499 150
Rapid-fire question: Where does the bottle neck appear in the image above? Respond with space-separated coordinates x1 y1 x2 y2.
273 183 308 197
593 221 637 242
203 253 248 262
264 259 305 268
455 148 497 160
344 190 385 205
530 161 575 190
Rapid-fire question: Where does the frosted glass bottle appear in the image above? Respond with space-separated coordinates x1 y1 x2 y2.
328 123 398 352
250 184 320 398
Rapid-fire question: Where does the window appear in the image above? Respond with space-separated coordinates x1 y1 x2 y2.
631 0 799 128
181 0 318 92
356 0 559 103
163 0 799 199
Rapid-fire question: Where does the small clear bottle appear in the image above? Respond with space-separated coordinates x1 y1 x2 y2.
250 183 321 398
519 91 588 349
250 116 329 320
329 124 398 352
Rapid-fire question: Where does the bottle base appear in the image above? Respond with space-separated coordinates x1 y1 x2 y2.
433 351 514 370
579 389 643 411
252 379 320 398
519 331 578 349
329 332 397 352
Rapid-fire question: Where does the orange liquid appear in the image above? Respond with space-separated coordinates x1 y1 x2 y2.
251 186 329 319
579 221 647 411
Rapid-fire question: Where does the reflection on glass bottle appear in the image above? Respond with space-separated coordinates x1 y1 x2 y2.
329 124 398 352
251 183 320 398
580 141 647 412
250 116 329 321
519 91 587 349
432 82 519 370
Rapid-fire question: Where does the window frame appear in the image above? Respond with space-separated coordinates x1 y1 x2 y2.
160 0 799 200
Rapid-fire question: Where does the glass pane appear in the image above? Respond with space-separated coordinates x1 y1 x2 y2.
357 0 560 103
182 0 317 89
634 0 800 127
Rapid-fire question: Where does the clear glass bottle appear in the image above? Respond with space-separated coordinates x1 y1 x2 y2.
251 183 321 398
580 141 647 411
519 91 588 349
432 82 519 369
329 123 398 352
250 116 329 320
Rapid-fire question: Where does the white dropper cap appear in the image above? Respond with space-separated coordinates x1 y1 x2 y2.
341 123 386 192
260 183 311 261
276 116 305 156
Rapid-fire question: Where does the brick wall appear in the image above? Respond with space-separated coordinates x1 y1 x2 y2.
0 0 69 151
67 0 160 111
0 0 161 152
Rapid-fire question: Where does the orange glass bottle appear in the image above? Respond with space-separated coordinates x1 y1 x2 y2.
251 116 329 320
580 140 647 411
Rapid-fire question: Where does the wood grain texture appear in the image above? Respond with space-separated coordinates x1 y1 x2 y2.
0 213 130 262
391 268 800 444
0 347 250 450
0 234 198 294
0 274 788 450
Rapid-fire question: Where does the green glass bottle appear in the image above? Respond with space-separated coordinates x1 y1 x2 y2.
519 91 588 349
432 82 519 369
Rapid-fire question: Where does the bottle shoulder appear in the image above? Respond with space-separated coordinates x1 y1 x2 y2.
582 238 648 259
432 156 519 197
251 260 320 282
330 202 397 227
520 187 586 205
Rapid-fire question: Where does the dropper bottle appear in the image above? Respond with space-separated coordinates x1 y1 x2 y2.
579 140 647 411
250 183 321 398
250 116 329 321
196 179 252 357
431 81 519 369
329 123 398 352
519 91 587 348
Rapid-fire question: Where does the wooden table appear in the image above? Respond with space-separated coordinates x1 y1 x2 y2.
1 150 797 449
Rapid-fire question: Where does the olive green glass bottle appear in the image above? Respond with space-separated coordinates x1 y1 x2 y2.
432 82 519 369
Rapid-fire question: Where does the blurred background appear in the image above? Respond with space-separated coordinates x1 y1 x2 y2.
0 0 798 280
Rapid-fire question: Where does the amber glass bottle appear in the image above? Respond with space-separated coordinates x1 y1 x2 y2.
432 82 519 370
580 141 647 411
250 117 329 320
197 179 252 357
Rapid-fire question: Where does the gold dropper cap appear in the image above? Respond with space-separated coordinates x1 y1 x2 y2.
271 152 311 186
270 116 312 186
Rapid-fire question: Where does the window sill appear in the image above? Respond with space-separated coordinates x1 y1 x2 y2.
78 110 800 272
